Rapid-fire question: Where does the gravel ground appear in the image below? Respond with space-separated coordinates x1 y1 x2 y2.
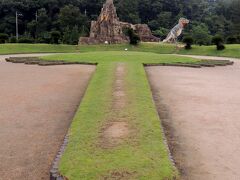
146 56 240 180
0 55 95 180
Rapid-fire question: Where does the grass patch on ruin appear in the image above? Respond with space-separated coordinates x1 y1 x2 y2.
41 52 201 179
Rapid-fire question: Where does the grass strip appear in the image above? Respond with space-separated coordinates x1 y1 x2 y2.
1 43 240 59
40 52 202 179
59 62 116 178
0 43 79 54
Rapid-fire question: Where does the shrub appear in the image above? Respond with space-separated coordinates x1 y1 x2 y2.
236 35 240 43
0 33 9 43
36 38 46 43
212 35 223 45
9 36 17 43
226 36 237 44
183 36 194 50
18 37 35 43
125 28 140 45
217 44 225 50
212 35 225 50
36 37 51 44
153 27 169 39
50 31 61 44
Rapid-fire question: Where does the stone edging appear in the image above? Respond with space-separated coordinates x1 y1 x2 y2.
50 135 68 180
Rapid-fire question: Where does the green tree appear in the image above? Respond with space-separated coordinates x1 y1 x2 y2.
50 31 61 44
227 36 237 44
0 0 239 44
59 5 85 29
0 33 9 43
192 23 211 45
63 26 80 45
229 0 240 35
27 20 37 38
36 8 50 39
153 27 169 39
116 0 140 24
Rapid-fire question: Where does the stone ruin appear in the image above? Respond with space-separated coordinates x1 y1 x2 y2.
79 0 160 45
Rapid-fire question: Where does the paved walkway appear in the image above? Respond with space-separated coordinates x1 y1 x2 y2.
0 54 95 180
146 56 240 180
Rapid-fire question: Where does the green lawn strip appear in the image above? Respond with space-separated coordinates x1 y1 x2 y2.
41 52 199 179
78 43 240 58
0 43 79 54
178 44 240 58
41 51 198 64
77 43 177 54
59 62 115 178
58 61 178 179
125 62 178 179
1 43 240 59
79 43 240 59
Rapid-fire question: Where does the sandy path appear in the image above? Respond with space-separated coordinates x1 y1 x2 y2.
146 58 240 180
0 55 95 180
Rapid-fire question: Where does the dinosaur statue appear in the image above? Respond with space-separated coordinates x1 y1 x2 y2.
163 18 190 43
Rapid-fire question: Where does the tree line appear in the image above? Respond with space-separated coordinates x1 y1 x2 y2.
0 0 239 44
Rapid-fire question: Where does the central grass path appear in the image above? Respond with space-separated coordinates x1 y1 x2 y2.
41 52 201 179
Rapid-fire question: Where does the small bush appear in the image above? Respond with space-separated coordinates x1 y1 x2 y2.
236 35 240 43
9 36 17 43
0 33 9 43
36 37 51 44
212 35 225 51
212 35 223 45
217 44 225 50
126 28 140 45
183 36 194 50
18 37 35 43
226 36 237 44
50 31 61 44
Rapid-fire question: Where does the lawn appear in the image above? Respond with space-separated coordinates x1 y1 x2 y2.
179 44 240 58
3 44 236 179
1 43 240 58
41 52 202 179
0 43 79 54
